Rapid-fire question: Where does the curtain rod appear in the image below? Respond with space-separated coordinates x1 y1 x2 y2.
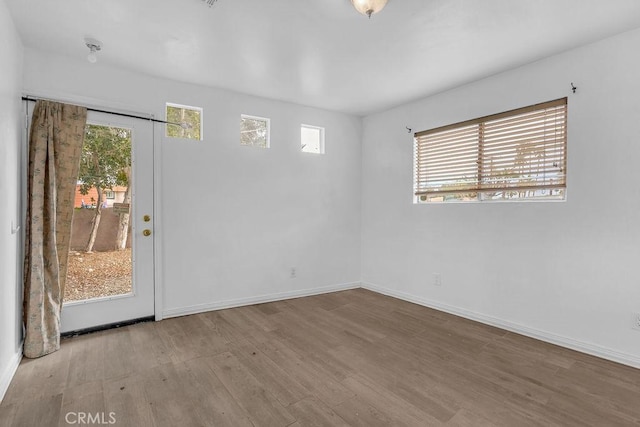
21 96 181 126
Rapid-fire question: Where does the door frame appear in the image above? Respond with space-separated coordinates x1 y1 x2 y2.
62 112 154 332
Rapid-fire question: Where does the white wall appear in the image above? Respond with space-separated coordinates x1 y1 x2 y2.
0 0 23 401
361 28 640 367
23 49 362 318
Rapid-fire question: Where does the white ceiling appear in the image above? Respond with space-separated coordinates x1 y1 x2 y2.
6 0 640 116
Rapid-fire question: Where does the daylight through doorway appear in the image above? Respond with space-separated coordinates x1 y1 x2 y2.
64 124 133 302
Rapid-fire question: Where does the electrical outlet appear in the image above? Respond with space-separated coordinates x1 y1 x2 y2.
433 273 441 286
290 268 296 279
633 313 640 331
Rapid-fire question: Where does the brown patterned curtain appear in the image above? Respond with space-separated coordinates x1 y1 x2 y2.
23 100 87 358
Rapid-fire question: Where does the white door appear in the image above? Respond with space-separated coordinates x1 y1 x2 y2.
60 110 155 332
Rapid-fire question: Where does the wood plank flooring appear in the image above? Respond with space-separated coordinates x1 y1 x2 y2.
2 288 640 426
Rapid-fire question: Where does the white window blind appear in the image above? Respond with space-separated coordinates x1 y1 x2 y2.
414 98 567 202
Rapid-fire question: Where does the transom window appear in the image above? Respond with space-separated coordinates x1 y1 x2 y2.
414 98 567 203
301 124 325 154
166 103 203 140
240 115 270 148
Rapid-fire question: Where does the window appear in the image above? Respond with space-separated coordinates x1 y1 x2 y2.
105 191 115 199
414 98 567 203
301 124 325 154
240 115 270 148
166 103 202 140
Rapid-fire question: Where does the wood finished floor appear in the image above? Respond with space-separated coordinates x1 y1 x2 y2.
2 288 640 426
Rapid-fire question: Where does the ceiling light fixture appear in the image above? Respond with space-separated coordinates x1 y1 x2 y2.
85 38 102 64
351 0 388 18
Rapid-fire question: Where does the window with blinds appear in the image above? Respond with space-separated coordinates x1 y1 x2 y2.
414 98 567 203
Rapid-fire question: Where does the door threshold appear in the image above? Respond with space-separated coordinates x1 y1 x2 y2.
61 316 155 338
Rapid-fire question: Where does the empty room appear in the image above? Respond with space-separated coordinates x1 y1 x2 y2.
1 0 640 425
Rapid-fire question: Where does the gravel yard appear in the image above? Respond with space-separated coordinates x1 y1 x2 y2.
64 249 132 302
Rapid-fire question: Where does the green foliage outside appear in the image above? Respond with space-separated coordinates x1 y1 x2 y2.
78 124 132 252
79 125 131 196
166 105 202 140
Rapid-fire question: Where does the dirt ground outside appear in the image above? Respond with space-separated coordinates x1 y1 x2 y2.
65 249 133 302
65 207 133 302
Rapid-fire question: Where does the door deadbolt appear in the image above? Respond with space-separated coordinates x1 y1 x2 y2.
143 215 151 222
143 229 152 237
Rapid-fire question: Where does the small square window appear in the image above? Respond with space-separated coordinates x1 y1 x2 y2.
166 103 203 140
301 125 324 154
105 191 115 200
240 115 270 148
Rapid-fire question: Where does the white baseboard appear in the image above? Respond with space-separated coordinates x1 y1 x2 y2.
161 280 640 369
0 348 22 403
163 282 361 319
361 282 640 370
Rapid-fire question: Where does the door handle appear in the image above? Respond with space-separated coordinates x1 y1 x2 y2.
143 229 152 237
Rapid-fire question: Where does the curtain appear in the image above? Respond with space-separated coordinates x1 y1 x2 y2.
23 100 87 359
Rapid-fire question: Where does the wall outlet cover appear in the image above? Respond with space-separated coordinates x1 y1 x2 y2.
433 273 441 286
